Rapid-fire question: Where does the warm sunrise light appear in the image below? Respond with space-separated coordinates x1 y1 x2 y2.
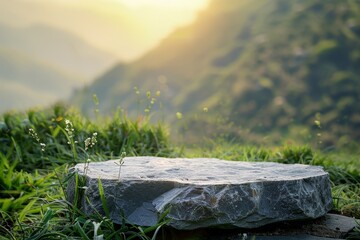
1 0 209 61
118 0 208 8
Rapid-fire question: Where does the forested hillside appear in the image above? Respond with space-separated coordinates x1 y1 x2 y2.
72 0 360 148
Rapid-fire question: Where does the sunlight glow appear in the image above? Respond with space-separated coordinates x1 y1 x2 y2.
0 0 210 60
118 0 208 8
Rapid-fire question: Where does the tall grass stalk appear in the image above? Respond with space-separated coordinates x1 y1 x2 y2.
117 152 126 182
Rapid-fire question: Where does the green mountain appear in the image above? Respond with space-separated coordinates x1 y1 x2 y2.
0 48 82 113
0 23 117 113
0 23 116 79
73 0 360 148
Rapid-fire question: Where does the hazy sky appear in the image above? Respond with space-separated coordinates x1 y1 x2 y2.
0 0 209 61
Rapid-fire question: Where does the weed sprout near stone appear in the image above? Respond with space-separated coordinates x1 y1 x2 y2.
92 221 104 240
116 151 126 181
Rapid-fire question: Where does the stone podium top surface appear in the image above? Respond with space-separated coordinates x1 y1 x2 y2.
69 157 332 229
73 156 328 185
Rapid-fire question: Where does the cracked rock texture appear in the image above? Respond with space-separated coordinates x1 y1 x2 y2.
66 157 332 230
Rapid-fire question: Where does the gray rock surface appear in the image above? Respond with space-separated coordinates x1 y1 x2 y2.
246 213 357 239
321 213 357 237
67 157 333 230
249 235 343 240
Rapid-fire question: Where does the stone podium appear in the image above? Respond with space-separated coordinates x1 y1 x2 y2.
67 157 332 230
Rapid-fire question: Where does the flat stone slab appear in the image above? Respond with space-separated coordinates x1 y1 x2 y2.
67 157 332 230
162 213 357 239
320 213 357 236
246 213 357 239
249 235 343 240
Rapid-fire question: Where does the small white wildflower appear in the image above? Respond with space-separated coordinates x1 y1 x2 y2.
84 137 91 151
84 132 98 151
91 132 97 146
29 128 46 152
29 128 40 142
65 119 75 144
40 143 46 152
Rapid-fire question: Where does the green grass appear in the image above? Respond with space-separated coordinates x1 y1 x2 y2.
0 105 359 239
0 104 175 239
0 104 173 172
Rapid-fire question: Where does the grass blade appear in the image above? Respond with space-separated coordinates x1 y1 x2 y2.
74 221 91 240
98 179 110 219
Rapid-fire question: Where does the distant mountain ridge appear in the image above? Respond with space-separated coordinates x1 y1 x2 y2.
0 23 116 113
0 23 116 79
73 0 360 147
0 47 81 112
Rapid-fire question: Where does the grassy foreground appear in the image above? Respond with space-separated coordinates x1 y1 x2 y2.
0 105 359 239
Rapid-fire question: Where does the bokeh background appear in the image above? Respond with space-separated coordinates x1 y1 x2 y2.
1 0 359 149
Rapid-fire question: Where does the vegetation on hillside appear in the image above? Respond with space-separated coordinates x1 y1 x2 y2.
72 0 360 149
